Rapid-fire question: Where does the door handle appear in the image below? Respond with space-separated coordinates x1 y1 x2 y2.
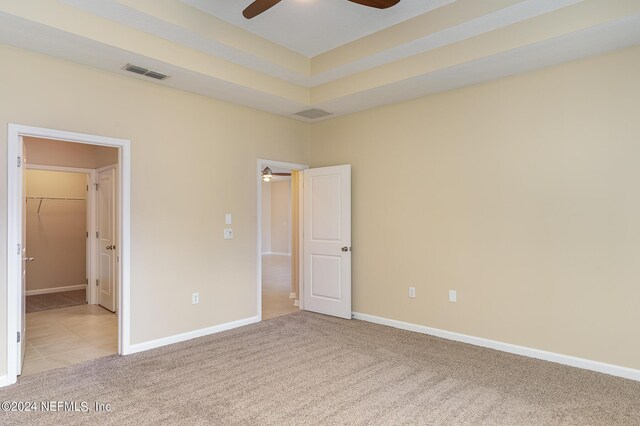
341 246 351 252
23 257 35 262
106 245 116 250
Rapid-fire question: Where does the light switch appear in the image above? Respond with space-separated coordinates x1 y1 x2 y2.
224 228 233 239
225 213 232 225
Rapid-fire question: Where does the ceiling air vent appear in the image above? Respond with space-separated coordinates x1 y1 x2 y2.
144 70 168 80
293 108 332 120
123 64 169 80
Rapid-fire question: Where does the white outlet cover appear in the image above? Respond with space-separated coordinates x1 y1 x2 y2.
224 228 233 239
408 287 416 298
449 290 457 303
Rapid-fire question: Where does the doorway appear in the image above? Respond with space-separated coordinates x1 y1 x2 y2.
261 166 295 319
257 160 353 322
21 143 118 375
6 124 131 386
258 160 306 320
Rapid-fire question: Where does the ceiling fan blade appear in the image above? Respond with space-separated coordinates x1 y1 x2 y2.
272 172 292 176
347 0 401 9
243 0 282 19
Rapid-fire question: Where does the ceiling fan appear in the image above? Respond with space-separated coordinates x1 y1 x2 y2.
243 0 401 19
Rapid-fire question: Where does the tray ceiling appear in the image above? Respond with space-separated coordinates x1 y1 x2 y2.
0 0 639 121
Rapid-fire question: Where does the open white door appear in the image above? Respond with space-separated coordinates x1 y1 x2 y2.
97 168 116 312
17 139 28 375
303 165 351 319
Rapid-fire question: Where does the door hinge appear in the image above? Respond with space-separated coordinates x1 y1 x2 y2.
96 232 99 238
87 185 89 191
17 156 21 167
17 332 21 343
94 183 99 191
17 243 21 255
86 231 89 238
85 278 88 285
96 279 99 286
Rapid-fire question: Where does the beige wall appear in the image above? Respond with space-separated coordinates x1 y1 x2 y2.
2 40 639 378
310 46 640 370
25 170 87 292
0 43 310 377
25 137 118 169
261 181 271 254
270 180 291 255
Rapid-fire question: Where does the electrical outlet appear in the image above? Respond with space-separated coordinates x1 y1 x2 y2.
408 287 416 298
224 228 233 239
192 292 199 304
449 290 457 303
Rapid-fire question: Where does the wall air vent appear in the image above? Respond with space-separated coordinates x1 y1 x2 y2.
293 109 332 120
123 64 169 80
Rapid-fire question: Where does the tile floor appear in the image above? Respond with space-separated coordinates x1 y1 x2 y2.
262 254 299 320
22 304 117 376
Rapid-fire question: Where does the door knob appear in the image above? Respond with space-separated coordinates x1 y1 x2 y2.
341 246 351 252
106 245 116 250
23 257 34 262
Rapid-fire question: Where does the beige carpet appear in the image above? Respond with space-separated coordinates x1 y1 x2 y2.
1 312 639 425
26 289 86 313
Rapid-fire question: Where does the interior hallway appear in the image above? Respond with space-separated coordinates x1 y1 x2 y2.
262 254 298 320
22 304 117 376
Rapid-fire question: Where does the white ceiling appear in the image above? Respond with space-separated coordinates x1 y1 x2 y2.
1 1 639 121
182 0 453 57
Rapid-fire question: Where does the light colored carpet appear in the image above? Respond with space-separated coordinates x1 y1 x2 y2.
26 289 86 313
1 312 639 425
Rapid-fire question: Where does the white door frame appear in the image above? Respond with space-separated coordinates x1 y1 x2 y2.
25 164 96 304
6 124 131 386
257 159 307 320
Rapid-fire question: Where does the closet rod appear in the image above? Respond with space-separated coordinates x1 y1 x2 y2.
26 197 86 215
26 196 86 201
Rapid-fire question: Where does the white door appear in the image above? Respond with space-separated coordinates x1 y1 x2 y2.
18 139 28 375
97 168 117 312
303 165 352 319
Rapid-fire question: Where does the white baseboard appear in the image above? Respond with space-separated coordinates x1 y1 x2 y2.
352 312 640 382
26 284 86 296
294 300 299 307
0 375 9 388
262 252 291 256
289 292 296 299
126 316 260 355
